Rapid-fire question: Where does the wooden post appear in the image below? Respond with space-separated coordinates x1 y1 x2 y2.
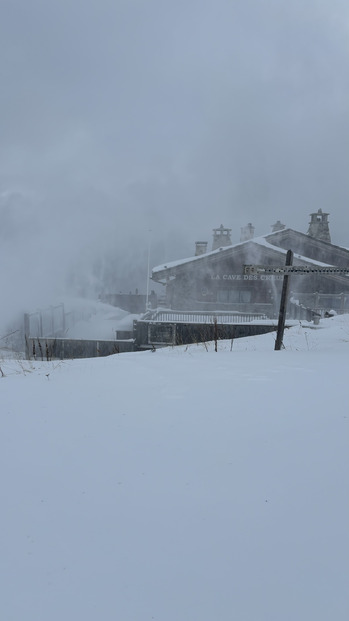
275 250 293 351
214 317 218 352
24 313 30 360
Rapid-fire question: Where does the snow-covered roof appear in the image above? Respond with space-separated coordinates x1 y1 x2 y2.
152 229 335 278
254 237 333 266
152 234 270 274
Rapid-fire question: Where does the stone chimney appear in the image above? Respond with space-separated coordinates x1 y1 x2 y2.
271 220 286 233
240 223 255 242
195 241 208 256
307 209 331 243
212 225 232 251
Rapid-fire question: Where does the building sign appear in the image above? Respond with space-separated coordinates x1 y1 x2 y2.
210 274 284 281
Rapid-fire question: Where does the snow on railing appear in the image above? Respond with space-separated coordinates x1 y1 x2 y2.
145 309 267 324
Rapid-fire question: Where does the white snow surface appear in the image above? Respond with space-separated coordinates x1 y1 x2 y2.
1 315 349 621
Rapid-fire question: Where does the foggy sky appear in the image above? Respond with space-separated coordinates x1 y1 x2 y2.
1 0 348 323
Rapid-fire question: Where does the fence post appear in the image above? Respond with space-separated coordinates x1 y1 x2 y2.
24 313 30 359
214 317 218 352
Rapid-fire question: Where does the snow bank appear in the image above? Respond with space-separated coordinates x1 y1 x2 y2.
1 315 348 621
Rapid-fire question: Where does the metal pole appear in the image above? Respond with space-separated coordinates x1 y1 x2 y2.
275 249 293 351
145 230 151 311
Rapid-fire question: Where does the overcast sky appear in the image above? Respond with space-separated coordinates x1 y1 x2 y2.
1 0 348 319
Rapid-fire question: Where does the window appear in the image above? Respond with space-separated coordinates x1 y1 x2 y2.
239 290 251 303
217 289 229 303
217 290 251 303
148 324 175 345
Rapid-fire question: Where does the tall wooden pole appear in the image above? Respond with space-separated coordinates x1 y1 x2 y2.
274 249 293 351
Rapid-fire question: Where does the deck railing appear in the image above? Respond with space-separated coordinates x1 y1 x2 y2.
144 309 268 324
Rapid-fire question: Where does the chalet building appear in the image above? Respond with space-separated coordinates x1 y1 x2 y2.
151 210 349 317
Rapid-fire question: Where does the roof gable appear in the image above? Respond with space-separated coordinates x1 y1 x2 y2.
152 233 340 282
265 228 349 266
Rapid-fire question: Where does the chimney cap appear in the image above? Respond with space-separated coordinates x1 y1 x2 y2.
240 223 255 242
195 240 208 256
212 225 232 251
271 220 286 232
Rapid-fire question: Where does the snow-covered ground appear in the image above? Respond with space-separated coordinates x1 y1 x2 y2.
1 315 348 621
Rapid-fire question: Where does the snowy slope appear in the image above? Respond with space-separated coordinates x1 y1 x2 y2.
1 316 348 621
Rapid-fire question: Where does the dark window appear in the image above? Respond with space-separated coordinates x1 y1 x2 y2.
148 324 175 345
217 289 252 303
